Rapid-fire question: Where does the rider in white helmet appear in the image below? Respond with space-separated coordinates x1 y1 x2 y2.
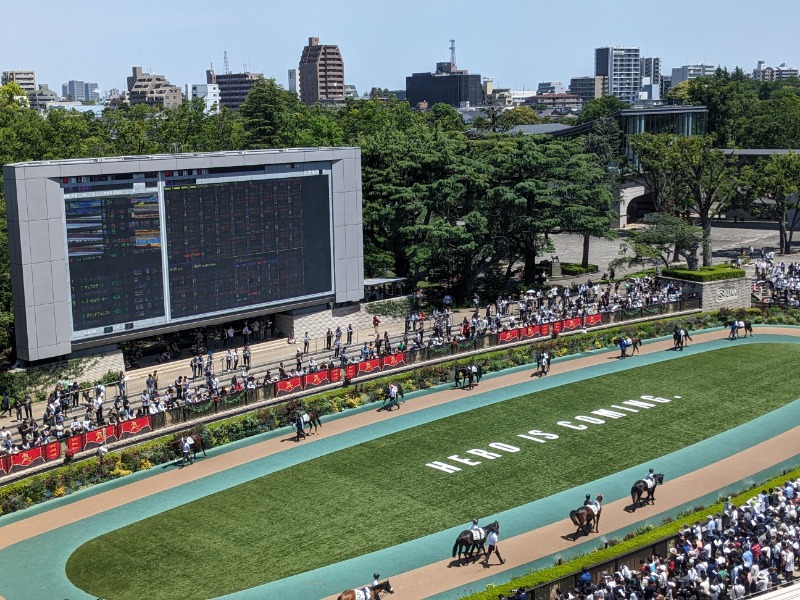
644 468 656 489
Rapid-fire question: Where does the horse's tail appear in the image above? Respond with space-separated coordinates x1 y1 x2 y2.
631 486 638 505
569 509 580 527
452 539 460 558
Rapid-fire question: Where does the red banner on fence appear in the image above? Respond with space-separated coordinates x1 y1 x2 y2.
8 446 45 473
552 320 563 334
83 425 118 450
345 363 357 380
519 325 541 339
562 317 583 331
66 434 84 455
302 370 330 390
357 358 382 376
498 328 520 344
584 314 603 328
540 323 551 337
329 367 342 384
118 416 152 440
275 376 303 397
382 352 406 370
0 455 7 476
44 440 61 461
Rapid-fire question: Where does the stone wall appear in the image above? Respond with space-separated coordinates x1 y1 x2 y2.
661 276 752 311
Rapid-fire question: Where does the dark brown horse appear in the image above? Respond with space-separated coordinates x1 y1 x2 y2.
168 434 206 460
301 411 322 435
380 383 405 411
614 336 641 356
452 520 498 563
631 473 665 510
337 580 394 600
569 495 603 537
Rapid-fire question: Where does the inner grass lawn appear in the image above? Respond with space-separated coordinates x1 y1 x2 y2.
66 343 800 599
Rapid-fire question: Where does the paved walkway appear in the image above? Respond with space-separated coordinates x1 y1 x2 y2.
0 328 799 599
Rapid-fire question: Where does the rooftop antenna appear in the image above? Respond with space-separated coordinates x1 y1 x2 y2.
449 39 457 69
223 51 230 75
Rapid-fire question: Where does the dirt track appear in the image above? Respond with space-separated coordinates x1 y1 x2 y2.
1 327 799 600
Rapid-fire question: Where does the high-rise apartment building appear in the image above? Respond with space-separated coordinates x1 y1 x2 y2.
537 82 565 95
2 70 36 94
671 64 716 86
63 80 85 101
186 83 221 114
126 66 183 109
84 82 100 102
206 69 262 110
752 61 799 81
569 76 607 104
288 69 299 96
660 75 673 99
298 37 345 105
640 57 661 87
595 46 640 104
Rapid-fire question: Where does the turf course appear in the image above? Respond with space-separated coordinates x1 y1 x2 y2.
66 344 800 599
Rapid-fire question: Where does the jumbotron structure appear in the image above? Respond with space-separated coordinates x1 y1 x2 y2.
3 148 364 363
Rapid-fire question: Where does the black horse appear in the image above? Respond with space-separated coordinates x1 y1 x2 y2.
631 473 665 510
381 383 405 411
452 520 498 563
454 365 482 389
569 496 602 538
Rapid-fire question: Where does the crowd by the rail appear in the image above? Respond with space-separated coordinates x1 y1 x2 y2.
753 254 800 308
543 480 800 600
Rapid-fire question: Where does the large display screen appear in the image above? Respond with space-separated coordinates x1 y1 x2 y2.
65 192 165 331
164 175 332 319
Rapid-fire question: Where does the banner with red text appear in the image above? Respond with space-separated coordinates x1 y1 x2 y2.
498 328 520 344
118 416 153 440
381 352 406 370
539 323 551 337
345 364 357 380
357 358 382 377
44 440 61 462
0 455 7 476
552 320 563 335
9 446 45 473
562 317 583 331
302 370 330 390
83 425 118 450
329 367 342 384
66 434 84 455
275 376 303 397
584 314 603 328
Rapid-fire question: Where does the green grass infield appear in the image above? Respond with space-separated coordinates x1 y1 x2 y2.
66 344 800 599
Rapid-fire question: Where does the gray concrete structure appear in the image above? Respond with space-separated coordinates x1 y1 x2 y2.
4 148 364 362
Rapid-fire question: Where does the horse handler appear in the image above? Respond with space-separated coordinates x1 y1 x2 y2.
483 526 506 565
181 437 193 466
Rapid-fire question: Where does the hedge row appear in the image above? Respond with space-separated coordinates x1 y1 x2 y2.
0 306 797 516
463 465 800 600
663 266 745 282
560 263 599 276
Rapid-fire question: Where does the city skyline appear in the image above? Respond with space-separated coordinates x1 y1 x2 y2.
1 0 797 98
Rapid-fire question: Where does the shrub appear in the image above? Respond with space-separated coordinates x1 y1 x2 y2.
663 266 745 282
561 263 599 276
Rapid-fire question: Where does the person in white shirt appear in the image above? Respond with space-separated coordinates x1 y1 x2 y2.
483 526 506 565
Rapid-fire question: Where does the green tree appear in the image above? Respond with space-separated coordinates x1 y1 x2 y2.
239 78 304 148
576 96 628 125
744 87 800 148
748 153 800 254
611 213 702 270
425 103 465 132
496 106 541 131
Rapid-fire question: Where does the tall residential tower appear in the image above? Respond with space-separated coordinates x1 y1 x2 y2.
298 37 345 105
595 46 640 104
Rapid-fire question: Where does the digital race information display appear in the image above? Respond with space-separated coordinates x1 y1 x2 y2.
164 176 332 318
65 192 165 331
63 173 333 338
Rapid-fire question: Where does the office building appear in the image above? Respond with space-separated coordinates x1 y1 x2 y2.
206 69 262 110
288 68 299 96
660 75 673 99
62 80 85 101
752 61 799 81
127 66 183 108
640 57 661 87
537 82 565 95
186 83 221 113
2 70 36 94
406 62 482 109
28 84 60 110
569 76 607 104
84 82 100 102
595 46 640 104
526 93 582 111
671 64 716 86
298 37 345 105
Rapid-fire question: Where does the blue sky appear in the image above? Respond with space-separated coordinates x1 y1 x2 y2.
2 0 796 96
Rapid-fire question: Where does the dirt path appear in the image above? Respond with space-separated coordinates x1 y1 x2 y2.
0 326 797 600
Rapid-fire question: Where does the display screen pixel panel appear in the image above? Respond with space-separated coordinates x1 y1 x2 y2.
164 175 332 319
65 192 165 331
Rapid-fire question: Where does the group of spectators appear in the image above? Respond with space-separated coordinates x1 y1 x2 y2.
553 480 800 599
754 257 800 308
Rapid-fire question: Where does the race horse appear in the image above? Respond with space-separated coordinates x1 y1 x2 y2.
168 433 206 461
454 365 482 389
337 580 394 600
452 520 498 563
613 336 641 357
380 383 405 411
673 328 694 350
630 473 665 510
730 321 754 339
285 400 322 434
569 496 603 538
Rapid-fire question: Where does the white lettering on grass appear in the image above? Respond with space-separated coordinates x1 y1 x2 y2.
591 409 627 420
557 420 588 430
467 449 502 460
575 415 605 424
640 395 671 403
622 399 656 409
426 461 462 474
448 455 481 466
610 404 639 413
517 430 560 443
488 442 521 453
